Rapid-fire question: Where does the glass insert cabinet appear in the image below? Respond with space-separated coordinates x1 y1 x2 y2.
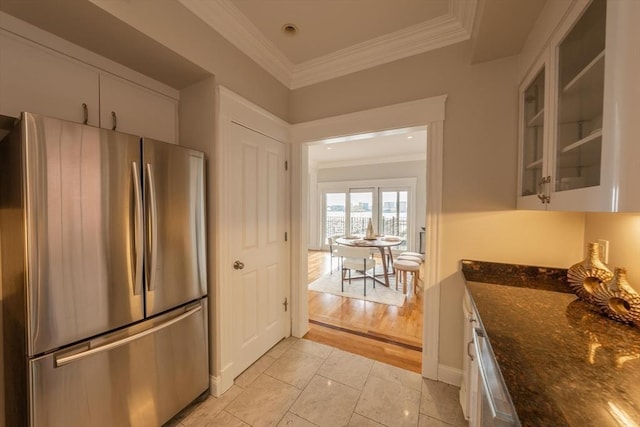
520 66 546 200
517 0 640 212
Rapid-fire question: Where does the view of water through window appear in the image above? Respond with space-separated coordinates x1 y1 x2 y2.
325 189 408 249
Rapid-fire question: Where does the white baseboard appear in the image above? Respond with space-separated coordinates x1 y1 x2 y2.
209 370 234 397
438 364 462 387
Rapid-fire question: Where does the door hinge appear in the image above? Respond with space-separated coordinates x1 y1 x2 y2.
283 297 288 312
284 231 288 242
285 160 288 171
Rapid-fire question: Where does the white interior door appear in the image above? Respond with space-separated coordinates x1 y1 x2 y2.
229 123 288 377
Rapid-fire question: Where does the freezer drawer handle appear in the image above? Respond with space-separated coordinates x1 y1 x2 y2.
55 304 202 367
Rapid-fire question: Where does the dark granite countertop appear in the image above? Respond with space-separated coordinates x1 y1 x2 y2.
462 260 640 427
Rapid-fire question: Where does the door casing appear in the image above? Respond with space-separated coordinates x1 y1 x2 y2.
290 95 447 382
213 87 291 396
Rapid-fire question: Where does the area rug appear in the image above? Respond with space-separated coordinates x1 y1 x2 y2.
308 273 406 307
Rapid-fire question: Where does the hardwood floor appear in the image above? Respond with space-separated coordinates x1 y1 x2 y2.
304 250 423 373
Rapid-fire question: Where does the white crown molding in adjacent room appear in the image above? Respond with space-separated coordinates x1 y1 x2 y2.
314 153 427 170
178 0 477 89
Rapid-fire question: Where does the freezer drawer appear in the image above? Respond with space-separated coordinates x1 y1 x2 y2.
28 300 209 427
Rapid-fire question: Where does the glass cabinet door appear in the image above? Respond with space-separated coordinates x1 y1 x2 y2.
554 0 606 192
521 68 545 198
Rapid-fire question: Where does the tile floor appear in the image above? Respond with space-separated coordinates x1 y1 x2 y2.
167 337 468 427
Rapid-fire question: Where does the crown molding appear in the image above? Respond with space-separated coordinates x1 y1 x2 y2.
450 0 478 36
179 0 477 90
313 153 427 170
291 13 470 89
178 0 294 87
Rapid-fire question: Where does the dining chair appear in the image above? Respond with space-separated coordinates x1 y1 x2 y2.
327 235 341 274
336 245 376 296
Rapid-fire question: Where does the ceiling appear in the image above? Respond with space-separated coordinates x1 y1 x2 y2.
0 0 546 90
179 0 476 88
178 0 547 88
0 0 547 167
308 127 427 169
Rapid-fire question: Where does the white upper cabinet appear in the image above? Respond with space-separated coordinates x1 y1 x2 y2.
517 55 549 209
0 31 100 126
0 24 178 144
517 0 640 212
99 74 177 144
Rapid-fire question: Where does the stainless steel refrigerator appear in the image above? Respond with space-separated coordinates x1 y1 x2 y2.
0 112 209 426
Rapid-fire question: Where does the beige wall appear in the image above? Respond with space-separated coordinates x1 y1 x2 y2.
290 42 586 371
584 213 640 290
88 0 289 121
178 76 218 377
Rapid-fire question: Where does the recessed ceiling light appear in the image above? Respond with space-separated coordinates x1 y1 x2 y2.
407 135 414 139
327 147 333 150
281 23 298 36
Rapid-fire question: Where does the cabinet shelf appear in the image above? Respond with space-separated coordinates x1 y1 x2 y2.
525 158 543 169
560 128 602 153
563 50 605 94
527 108 544 127
559 50 605 124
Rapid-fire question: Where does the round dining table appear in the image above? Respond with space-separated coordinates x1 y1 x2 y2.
335 236 403 287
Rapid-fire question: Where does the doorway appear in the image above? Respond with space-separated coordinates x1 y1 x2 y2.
290 95 446 380
305 127 426 370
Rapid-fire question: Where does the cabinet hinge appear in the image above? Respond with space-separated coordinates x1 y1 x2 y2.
284 232 288 242
285 160 288 171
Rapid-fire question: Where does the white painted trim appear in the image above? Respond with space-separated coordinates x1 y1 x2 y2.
317 178 418 192
0 11 178 99
291 96 447 144
291 142 309 338
438 364 463 387
217 87 290 142
291 95 447 381
290 14 472 89
215 86 291 395
177 1 475 89
177 0 294 87
209 373 232 398
423 120 444 380
450 0 478 37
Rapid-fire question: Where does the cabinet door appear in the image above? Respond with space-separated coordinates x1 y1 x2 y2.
99 74 177 144
546 0 606 210
0 31 99 126
553 0 605 192
517 57 549 210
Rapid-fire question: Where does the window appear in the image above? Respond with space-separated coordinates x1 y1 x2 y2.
320 179 415 251
380 190 408 240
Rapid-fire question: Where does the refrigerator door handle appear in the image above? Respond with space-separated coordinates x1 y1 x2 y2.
131 162 143 296
146 163 158 291
55 304 202 367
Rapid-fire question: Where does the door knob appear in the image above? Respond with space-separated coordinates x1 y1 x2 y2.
233 261 245 270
